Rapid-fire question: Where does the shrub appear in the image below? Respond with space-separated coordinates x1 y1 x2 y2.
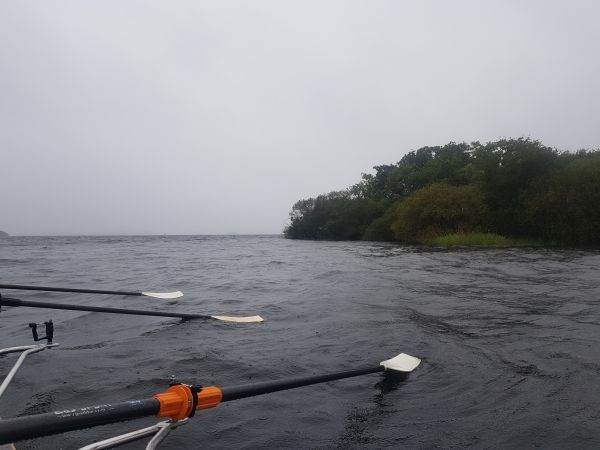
390 183 487 242
362 207 397 241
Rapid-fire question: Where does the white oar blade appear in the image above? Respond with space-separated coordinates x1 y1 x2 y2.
211 315 264 323
142 291 184 299
380 353 421 373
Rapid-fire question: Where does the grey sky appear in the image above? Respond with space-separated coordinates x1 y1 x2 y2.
1 1 599 235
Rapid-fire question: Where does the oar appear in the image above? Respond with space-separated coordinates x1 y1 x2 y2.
0 297 263 323
0 284 183 299
0 353 421 444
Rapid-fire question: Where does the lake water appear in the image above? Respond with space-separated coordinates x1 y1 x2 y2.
1 235 600 449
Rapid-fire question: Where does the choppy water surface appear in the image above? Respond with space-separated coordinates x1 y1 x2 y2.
1 235 599 449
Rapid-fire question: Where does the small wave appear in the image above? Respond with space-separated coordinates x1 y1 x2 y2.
18 391 55 416
500 359 554 378
220 299 244 305
63 342 109 350
409 310 476 338
314 269 344 279
267 260 286 266
0 258 32 264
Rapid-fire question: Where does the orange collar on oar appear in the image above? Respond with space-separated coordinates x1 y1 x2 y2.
154 385 222 421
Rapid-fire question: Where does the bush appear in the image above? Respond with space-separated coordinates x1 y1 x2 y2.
390 183 487 242
362 207 397 241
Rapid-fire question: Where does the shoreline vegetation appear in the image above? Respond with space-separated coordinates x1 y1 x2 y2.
284 138 600 248
425 233 543 249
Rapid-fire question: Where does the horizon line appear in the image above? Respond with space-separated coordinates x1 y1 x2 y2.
1 233 285 238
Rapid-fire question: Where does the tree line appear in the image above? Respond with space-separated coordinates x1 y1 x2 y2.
284 138 600 246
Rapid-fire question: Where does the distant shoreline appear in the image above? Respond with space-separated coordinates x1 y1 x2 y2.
2 233 284 238
284 138 600 247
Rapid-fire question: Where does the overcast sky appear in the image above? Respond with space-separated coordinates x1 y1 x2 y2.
1 1 599 235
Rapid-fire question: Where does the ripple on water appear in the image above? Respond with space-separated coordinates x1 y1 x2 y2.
1 236 599 448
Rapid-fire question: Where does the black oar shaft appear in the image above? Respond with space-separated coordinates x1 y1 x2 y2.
0 284 141 296
0 366 388 444
1 297 210 320
221 365 383 401
0 399 160 444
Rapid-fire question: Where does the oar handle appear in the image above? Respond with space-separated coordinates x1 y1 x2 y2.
0 284 141 296
0 399 160 444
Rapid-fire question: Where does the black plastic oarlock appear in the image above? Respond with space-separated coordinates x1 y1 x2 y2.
1 291 55 343
29 320 54 344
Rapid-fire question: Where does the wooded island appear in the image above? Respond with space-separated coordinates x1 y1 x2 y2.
284 138 600 247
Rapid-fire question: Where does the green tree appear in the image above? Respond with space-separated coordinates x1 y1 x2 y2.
284 191 384 240
522 156 600 245
473 138 559 235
